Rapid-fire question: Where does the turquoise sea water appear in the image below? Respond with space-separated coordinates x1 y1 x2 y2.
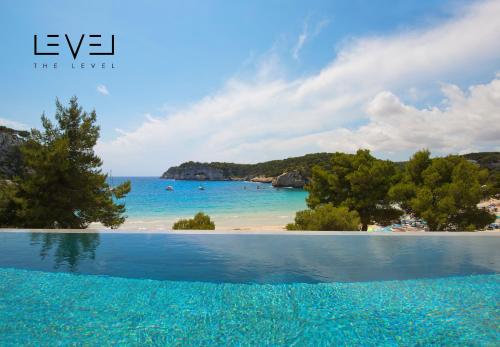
0 268 498 346
110 177 307 227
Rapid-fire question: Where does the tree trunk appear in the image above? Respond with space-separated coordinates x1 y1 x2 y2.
361 223 368 231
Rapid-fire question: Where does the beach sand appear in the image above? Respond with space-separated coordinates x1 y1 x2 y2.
89 214 289 231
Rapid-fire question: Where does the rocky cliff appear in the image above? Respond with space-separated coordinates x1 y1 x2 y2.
161 162 227 180
161 153 334 182
160 152 499 188
0 126 29 178
271 171 306 188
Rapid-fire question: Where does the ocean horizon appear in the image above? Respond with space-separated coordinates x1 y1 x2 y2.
106 177 308 230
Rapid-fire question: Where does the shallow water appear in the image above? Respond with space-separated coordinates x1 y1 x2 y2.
111 177 307 228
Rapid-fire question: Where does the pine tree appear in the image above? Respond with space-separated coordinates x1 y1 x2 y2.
306 149 402 230
13 97 130 229
389 150 495 231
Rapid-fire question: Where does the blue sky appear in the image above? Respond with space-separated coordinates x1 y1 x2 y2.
1 0 499 175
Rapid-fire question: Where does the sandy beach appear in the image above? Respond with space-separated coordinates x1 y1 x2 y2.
88 212 295 231
100 197 500 232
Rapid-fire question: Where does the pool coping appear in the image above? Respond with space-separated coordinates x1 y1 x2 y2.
1 228 499 236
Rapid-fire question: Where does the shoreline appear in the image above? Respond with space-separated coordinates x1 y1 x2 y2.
92 213 296 231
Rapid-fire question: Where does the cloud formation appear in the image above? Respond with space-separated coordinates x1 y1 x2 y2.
97 84 109 96
294 77 500 155
97 0 500 175
0 117 27 130
292 17 329 60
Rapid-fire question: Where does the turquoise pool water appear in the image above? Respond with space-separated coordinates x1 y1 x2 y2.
0 232 498 345
0 269 498 345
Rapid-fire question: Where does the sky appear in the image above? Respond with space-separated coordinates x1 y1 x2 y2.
0 0 499 175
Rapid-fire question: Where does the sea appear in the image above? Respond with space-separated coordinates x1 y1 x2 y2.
107 177 308 230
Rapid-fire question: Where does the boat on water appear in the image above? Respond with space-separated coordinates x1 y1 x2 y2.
198 186 205 190
166 186 174 191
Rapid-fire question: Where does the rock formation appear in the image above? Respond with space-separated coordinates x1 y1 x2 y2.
272 171 306 188
160 152 498 186
250 176 274 183
0 126 29 178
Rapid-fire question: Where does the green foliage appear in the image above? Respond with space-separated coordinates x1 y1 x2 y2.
455 152 500 197
480 169 500 198
0 181 17 226
164 151 500 187
2 97 131 229
306 149 402 230
286 204 360 231
172 212 215 230
462 152 500 170
389 150 495 231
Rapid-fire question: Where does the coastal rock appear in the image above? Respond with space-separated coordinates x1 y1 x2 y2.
272 171 306 188
250 176 274 184
161 163 226 180
0 126 29 178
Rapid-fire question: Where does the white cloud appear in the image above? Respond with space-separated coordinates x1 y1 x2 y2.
292 17 329 60
0 118 27 130
97 84 109 96
97 0 500 175
292 30 307 60
309 78 500 155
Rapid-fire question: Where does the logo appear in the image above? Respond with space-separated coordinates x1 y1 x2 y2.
33 34 116 70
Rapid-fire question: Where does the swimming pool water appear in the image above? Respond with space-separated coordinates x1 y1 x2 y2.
0 269 498 345
0 232 498 345
1 232 498 283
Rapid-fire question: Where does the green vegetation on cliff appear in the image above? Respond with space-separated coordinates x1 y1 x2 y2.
163 153 340 179
0 126 29 179
162 152 500 181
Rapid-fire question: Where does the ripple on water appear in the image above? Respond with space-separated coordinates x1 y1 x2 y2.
0 268 498 345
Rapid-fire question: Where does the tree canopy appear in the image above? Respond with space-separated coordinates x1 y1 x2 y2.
306 149 402 230
389 150 495 231
1 97 130 229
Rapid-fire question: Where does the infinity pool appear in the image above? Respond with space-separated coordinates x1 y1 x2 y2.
0 231 498 345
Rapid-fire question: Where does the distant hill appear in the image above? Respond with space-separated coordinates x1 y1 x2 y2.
161 151 500 181
161 153 333 181
462 152 500 172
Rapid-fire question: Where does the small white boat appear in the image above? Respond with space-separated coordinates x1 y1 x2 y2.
198 186 205 190
166 186 174 191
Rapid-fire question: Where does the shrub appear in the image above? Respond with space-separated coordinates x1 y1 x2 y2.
286 204 360 231
172 212 215 230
